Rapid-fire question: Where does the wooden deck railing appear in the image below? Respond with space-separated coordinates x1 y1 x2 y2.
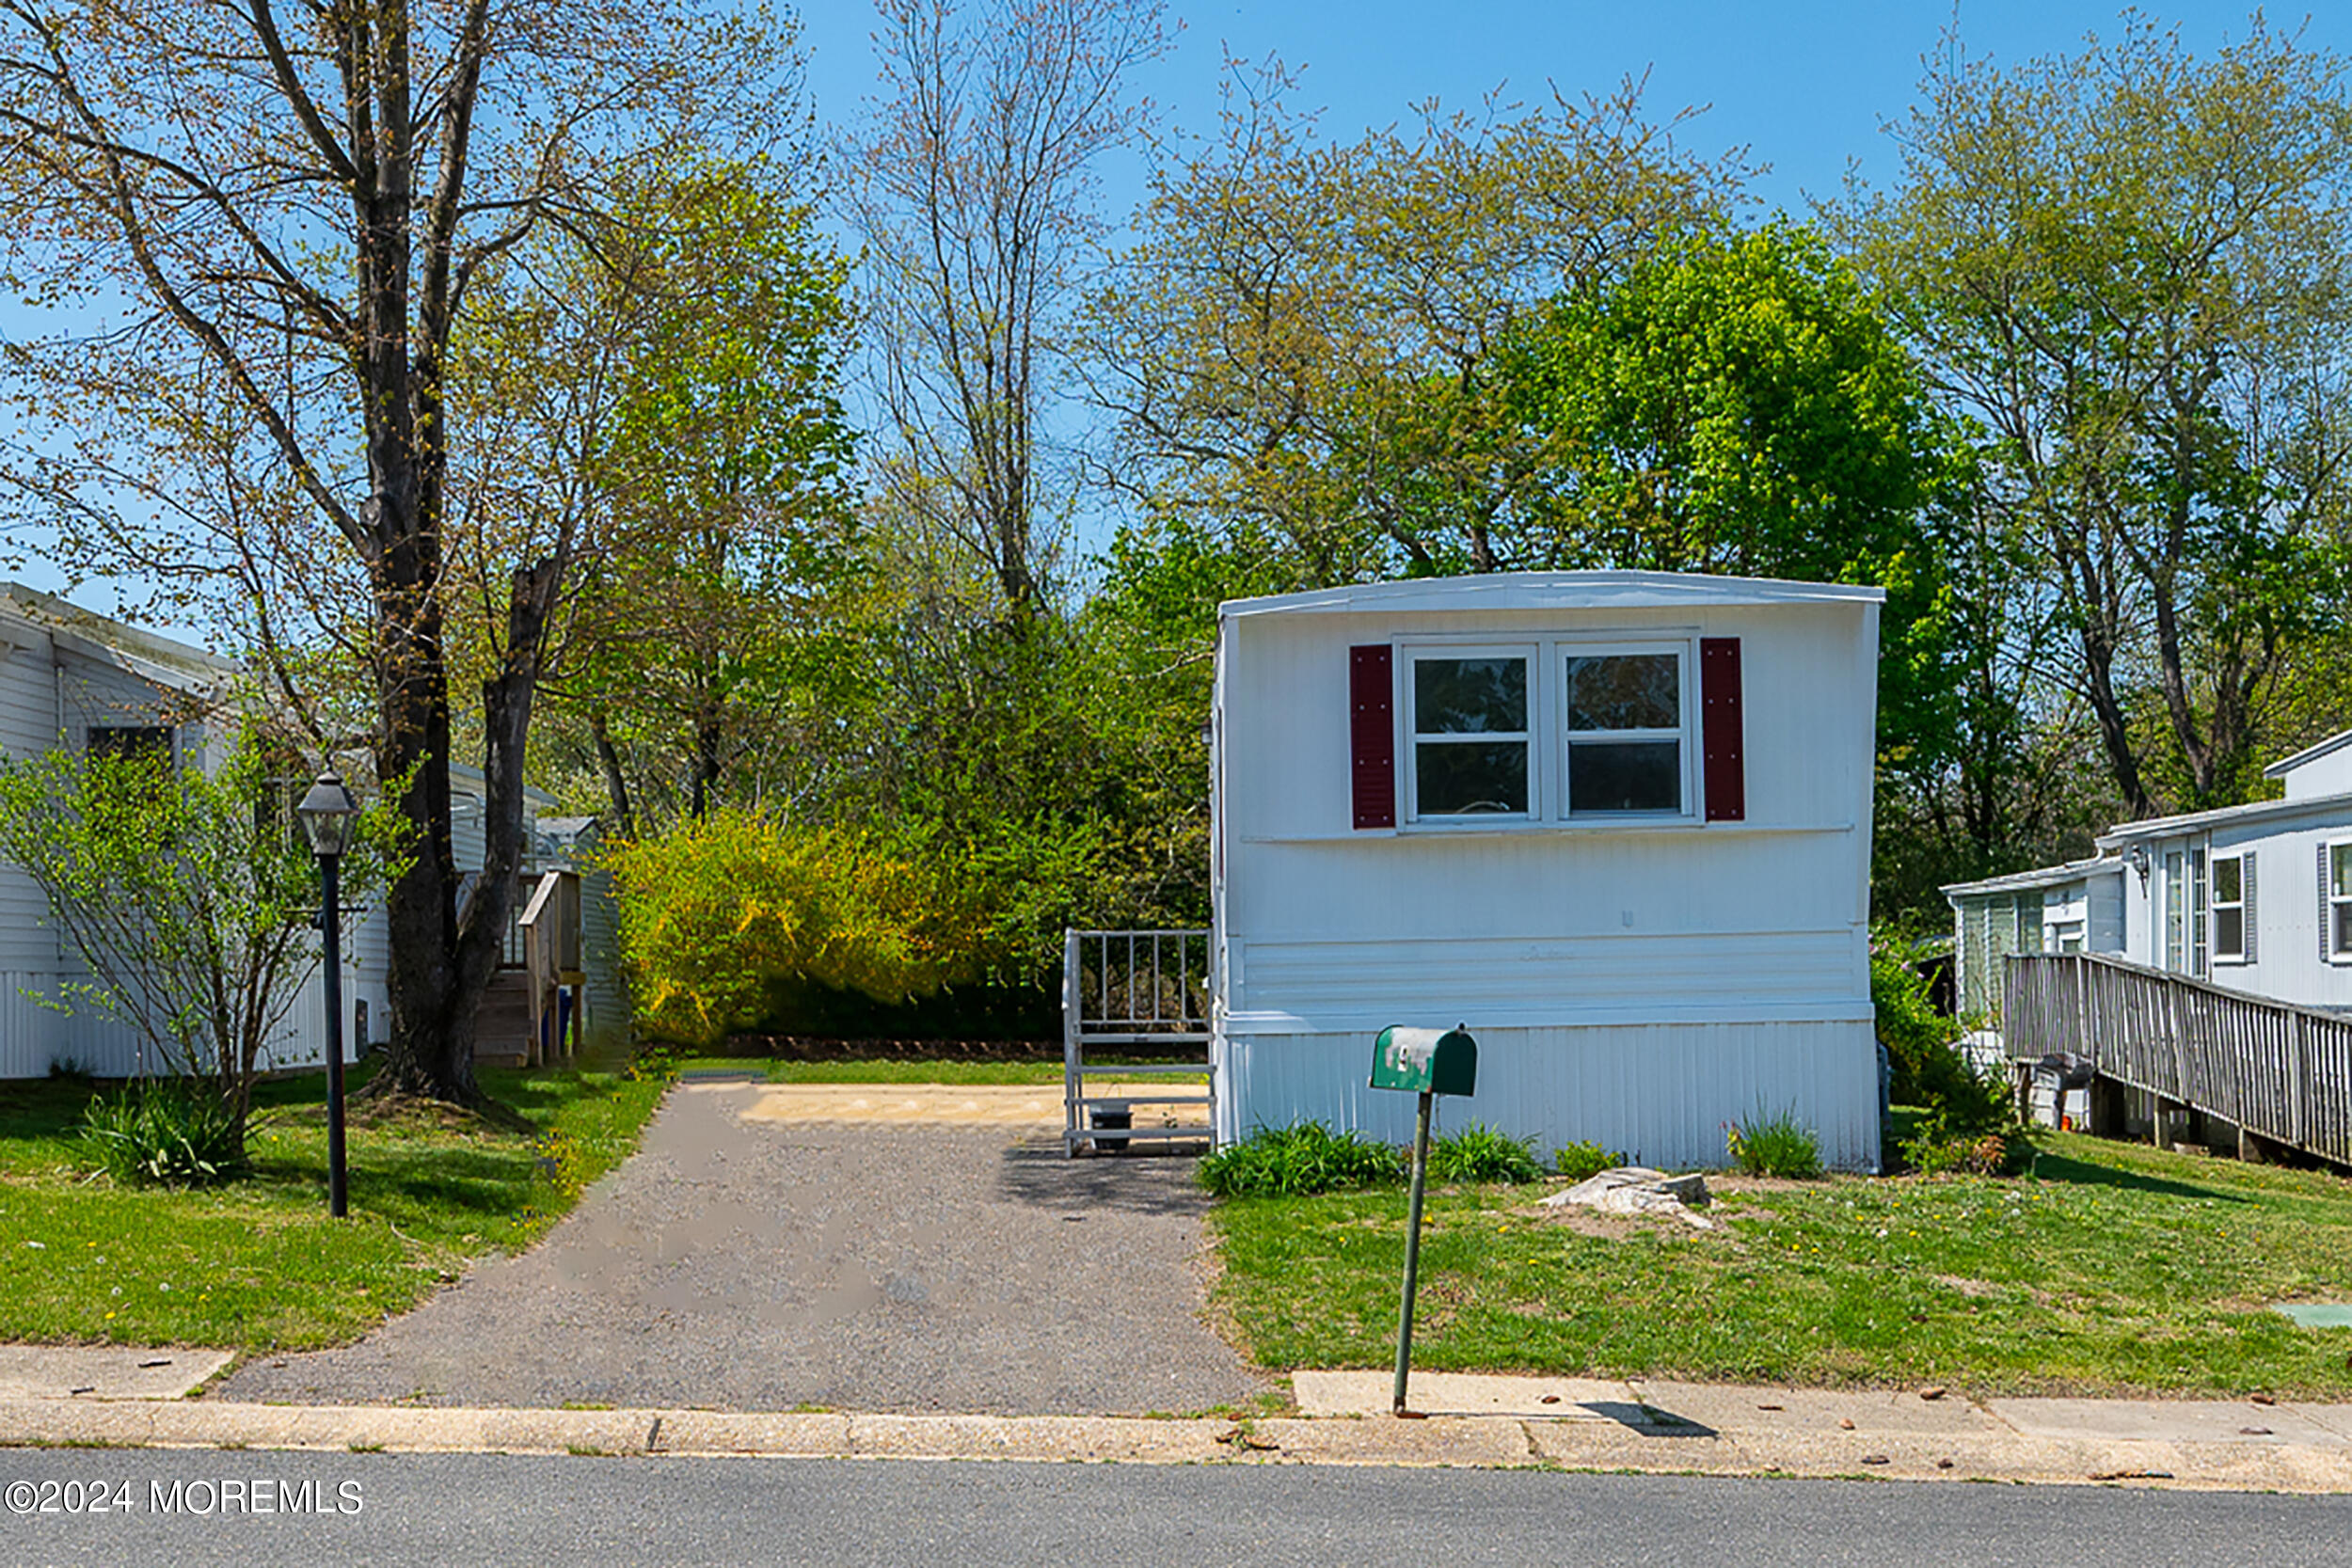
2003 952 2352 1165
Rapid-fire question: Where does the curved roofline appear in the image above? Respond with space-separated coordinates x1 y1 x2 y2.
1218 569 1887 620
2 580 237 690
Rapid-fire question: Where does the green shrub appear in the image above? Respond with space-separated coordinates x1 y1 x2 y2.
1428 1123 1545 1185
608 811 1104 1048
1198 1123 1405 1198
1551 1139 1627 1181
80 1083 249 1187
1872 928 1996 1115
1725 1106 1824 1180
608 813 985 1048
1900 1125 2035 1178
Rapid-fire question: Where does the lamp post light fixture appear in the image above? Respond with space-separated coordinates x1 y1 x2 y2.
295 770 359 1218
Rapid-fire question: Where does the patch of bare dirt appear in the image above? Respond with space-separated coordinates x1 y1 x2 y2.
338 1092 531 1136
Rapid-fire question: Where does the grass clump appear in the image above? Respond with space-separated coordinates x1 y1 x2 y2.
1428 1124 1544 1185
79 1083 249 1188
1551 1140 1626 1181
1725 1106 1823 1180
1198 1122 1404 1198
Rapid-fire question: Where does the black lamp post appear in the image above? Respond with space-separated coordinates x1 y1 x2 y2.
296 770 359 1219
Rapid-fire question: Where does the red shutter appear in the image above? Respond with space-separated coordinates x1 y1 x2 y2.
1700 637 1745 822
1349 644 1396 830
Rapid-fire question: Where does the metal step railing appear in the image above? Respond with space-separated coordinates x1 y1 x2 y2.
1061 928 1214 1156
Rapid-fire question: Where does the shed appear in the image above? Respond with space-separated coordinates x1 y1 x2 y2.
1209 570 1884 1171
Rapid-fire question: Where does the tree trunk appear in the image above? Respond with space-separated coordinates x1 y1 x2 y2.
590 709 639 842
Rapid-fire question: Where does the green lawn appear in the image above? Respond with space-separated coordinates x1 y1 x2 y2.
1211 1132 2352 1399
0 1060 668 1352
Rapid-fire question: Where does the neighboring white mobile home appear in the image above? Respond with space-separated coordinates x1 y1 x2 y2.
1946 728 2352 1022
1209 571 1884 1171
0 584 622 1078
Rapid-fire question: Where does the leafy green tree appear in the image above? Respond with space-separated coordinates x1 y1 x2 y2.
0 0 797 1105
1848 18 2352 816
0 736 396 1138
1499 223 1963 822
1080 62 1752 582
535 160 863 832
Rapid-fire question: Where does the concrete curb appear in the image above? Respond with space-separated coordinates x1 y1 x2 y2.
2 1397 2349 1491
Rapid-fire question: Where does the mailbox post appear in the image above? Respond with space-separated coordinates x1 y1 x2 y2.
1370 1023 1477 1417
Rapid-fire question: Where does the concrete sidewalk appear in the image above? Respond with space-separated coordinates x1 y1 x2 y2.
5 1353 2351 1492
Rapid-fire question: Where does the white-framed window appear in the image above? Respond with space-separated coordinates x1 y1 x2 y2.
1405 646 1534 821
2328 841 2352 963
1561 647 1687 816
2014 893 2043 955
2211 850 2248 964
2164 849 2186 974
2190 847 2208 976
1397 636 1696 827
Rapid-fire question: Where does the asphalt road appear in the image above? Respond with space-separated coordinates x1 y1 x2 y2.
5 1450 2351 1567
219 1080 1263 1416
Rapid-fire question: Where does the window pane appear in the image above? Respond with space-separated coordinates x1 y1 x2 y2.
2337 900 2352 957
1565 654 1677 731
87 725 172 762
1415 657 1526 735
2213 856 2241 904
2334 845 2352 900
2215 908 2244 958
1416 741 1529 816
1567 740 1680 813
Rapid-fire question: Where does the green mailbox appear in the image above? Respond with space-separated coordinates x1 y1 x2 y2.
1371 1025 1477 1098
1370 1022 1477 1418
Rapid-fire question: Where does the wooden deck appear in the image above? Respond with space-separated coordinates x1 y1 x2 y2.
2002 952 2352 1166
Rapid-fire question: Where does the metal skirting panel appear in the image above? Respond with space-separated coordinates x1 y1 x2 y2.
1215 1018 1883 1172
45 991 152 1079
1 964 374 1081
0 974 61 1078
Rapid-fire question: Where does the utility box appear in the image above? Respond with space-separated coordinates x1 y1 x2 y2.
1371 1025 1478 1097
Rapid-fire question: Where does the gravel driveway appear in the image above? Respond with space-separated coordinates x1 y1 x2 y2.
218 1077 1265 1416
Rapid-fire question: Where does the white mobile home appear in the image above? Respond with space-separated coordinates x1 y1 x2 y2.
1947 728 2352 1021
0 584 622 1078
1209 571 1884 1171
0 584 261 1079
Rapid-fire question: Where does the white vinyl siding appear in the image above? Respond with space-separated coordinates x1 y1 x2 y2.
1216 576 1881 1169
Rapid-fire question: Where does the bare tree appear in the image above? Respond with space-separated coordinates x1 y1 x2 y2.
845 0 1170 617
0 0 791 1101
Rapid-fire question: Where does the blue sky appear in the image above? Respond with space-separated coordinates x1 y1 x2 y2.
6 2 2337 627
798 0 2340 216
